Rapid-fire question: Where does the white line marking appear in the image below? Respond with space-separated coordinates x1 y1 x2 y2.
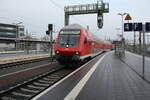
32 52 106 100
63 54 106 100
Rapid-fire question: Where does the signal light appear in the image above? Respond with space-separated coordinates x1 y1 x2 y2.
46 30 50 35
97 12 103 29
48 24 53 31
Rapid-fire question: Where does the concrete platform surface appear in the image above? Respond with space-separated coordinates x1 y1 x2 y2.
122 51 150 81
32 51 150 100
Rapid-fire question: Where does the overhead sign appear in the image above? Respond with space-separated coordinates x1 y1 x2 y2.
133 23 143 31
124 23 143 32
146 22 150 32
125 14 132 20
124 23 132 31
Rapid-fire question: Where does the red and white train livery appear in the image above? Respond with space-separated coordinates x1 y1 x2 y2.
55 24 114 64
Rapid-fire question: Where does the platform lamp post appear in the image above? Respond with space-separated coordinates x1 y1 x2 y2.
118 13 127 56
46 24 53 62
118 13 127 39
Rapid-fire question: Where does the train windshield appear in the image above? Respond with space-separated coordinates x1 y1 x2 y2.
59 30 80 48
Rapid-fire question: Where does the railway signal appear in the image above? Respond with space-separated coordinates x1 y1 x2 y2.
97 12 103 29
48 24 53 31
46 24 53 35
46 24 53 62
46 30 50 35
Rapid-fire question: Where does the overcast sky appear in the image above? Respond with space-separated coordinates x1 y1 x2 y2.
0 0 150 40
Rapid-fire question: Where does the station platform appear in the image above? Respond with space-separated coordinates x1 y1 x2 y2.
0 52 50 65
32 51 150 100
0 51 49 59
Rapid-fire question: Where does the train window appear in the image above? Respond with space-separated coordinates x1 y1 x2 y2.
59 34 80 48
59 35 68 47
68 34 80 48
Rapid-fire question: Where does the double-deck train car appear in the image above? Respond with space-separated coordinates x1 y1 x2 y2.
55 24 114 64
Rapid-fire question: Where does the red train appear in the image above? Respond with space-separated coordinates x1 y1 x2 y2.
55 24 114 64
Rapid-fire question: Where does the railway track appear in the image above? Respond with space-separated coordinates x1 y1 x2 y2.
0 52 105 100
0 66 74 100
0 57 54 70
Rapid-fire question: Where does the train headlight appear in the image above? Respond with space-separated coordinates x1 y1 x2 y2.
56 51 59 54
75 52 79 55
66 45 69 48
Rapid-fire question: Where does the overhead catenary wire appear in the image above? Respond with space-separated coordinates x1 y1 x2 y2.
0 16 45 32
0 0 92 37
0 16 21 23
48 0 105 40
48 0 85 25
0 0 65 36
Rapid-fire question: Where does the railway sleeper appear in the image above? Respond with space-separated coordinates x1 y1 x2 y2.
38 79 55 84
1 96 16 100
43 77 56 81
29 83 47 88
12 91 32 98
27 85 45 90
33 82 50 87
25 86 42 92
45 78 59 82
20 88 39 93
46 75 60 79
13 90 35 96
37 80 54 85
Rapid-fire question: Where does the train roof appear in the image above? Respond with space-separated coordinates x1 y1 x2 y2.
92 34 103 42
61 24 84 31
60 24 112 44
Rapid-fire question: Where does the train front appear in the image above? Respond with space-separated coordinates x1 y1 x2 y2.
55 28 81 64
